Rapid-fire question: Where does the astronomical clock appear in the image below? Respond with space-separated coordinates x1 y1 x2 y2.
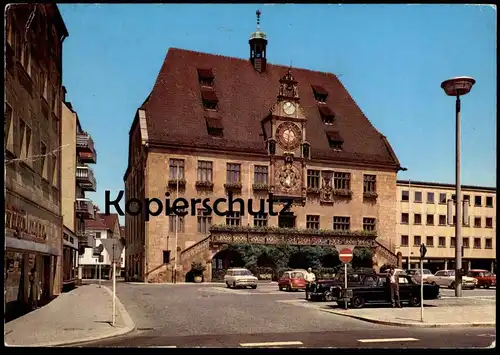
261 68 311 200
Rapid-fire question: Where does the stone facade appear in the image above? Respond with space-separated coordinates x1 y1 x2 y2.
132 148 398 283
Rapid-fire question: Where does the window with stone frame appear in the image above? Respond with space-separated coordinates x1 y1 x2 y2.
473 238 481 249
39 67 48 100
169 159 185 180
463 237 470 249
439 193 447 204
4 104 13 153
438 236 446 248
426 236 434 247
363 218 376 231
21 40 31 76
400 235 409 247
226 211 241 226
413 235 421 246
401 213 409 224
485 238 492 249
414 213 422 225
401 190 409 201
307 170 320 189
197 161 213 182
306 215 320 230
427 192 435 203
486 196 493 208
426 214 434 226
333 172 350 190
254 165 268 185
363 174 376 193
254 212 268 227
451 237 456 248
439 215 446 225
333 216 350 231
169 211 185 233
474 195 482 207
474 217 481 228
414 191 422 203
485 217 493 228
226 163 241 183
197 208 212 233
40 142 48 179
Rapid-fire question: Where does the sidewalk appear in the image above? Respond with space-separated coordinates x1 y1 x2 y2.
323 299 496 328
4 284 135 347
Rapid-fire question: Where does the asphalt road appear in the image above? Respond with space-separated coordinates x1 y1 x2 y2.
78 281 495 348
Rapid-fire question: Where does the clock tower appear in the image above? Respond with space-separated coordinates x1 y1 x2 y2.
261 68 311 201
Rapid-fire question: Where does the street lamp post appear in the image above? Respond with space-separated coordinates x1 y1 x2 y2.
440 76 475 298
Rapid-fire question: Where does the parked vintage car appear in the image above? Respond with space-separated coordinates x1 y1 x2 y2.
426 270 477 289
278 270 307 291
466 269 496 288
329 273 440 309
308 272 364 301
407 269 434 284
224 268 258 289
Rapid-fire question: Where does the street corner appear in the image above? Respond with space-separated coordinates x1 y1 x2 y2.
320 306 497 329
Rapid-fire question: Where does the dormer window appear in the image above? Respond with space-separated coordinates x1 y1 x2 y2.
311 85 328 103
197 68 214 87
326 131 344 151
201 89 218 110
318 105 335 125
206 117 223 137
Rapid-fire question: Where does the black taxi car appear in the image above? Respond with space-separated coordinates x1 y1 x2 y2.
329 273 440 308
308 272 365 301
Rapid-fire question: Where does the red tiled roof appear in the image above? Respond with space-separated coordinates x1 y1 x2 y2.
326 130 344 142
206 117 223 130
311 85 328 96
197 68 214 79
85 213 119 233
140 48 401 167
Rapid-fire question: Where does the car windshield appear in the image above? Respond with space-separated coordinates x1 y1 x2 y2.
423 270 432 274
291 272 304 278
447 270 455 276
235 270 252 276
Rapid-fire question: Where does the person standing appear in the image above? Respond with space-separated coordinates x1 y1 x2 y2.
305 268 316 300
389 267 402 308
28 267 40 310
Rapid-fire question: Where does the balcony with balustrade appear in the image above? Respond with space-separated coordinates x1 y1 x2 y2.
76 132 97 164
76 165 96 192
76 198 95 220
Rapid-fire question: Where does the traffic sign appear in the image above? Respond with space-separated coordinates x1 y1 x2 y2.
339 247 353 264
101 238 125 264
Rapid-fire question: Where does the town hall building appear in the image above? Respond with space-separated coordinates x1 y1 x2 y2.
123 11 404 283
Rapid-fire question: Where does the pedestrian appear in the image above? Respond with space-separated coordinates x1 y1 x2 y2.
305 268 316 300
28 267 40 310
389 266 402 308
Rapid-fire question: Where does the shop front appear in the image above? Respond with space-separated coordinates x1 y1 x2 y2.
62 227 79 290
4 203 62 322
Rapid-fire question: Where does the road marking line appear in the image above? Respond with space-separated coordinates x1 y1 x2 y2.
240 341 303 347
357 338 419 343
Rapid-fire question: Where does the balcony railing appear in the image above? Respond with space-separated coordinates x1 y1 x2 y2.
76 165 97 192
76 198 95 220
76 132 97 164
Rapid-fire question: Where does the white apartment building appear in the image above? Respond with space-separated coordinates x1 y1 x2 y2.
78 213 125 279
395 180 496 273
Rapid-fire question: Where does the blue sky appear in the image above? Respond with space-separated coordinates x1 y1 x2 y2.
58 4 496 223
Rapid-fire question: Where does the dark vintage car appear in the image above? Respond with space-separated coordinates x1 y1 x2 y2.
308 272 366 301
467 269 496 288
329 273 440 309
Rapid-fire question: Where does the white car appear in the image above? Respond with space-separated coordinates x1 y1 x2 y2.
224 268 258 289
427 270 477 289
407 269 434 284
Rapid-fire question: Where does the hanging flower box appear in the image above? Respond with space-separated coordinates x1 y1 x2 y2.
332 188 353 197
168 179 186 187
363 191 378 198
252 183 269 191
196 181 214 189
224 182 242 190
306 187 321 194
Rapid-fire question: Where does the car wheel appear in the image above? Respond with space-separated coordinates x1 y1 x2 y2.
286 284 291 292
233 282 236 289
226 282 230 288
351 296 365 309
323 290 334 302
409 295 421 307
430 282 436 286
485 283 490 289
251 285 257 289
450 282 456 289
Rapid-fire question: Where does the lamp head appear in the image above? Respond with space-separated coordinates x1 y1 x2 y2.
441 76 475 97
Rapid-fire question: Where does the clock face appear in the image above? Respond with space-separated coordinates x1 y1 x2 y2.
276 122 302 150
283 101 296 115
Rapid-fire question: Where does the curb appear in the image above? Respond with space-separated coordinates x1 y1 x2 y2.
321 309 496 328
6 285 136 347
125 281 278 286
